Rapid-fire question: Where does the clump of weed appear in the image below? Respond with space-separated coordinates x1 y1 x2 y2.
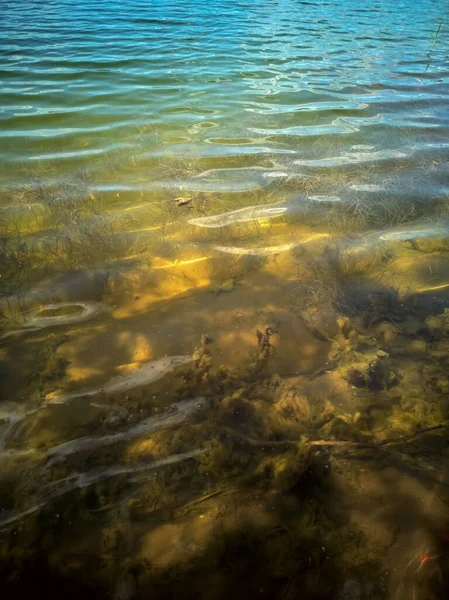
323 242 392 276
155 155 204 182
334 277 400 325
322 196 417 234
0 169 147 318
434 195 449 220
0 211 48 320
292 239 399 325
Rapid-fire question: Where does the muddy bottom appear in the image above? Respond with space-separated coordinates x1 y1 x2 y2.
2 193 449 600
1 240 449 600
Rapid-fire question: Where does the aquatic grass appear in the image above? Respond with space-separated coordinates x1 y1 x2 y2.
332 277 401 324
270 172 322 194
323 242 393 277
0 171 154 319
426 18 447 68
155 155 205 182
268 153 437 228
326 196 417 234
291 238 399 323
434 194 449 220
261 161 421 234
208 252 268 285
0 212 48 321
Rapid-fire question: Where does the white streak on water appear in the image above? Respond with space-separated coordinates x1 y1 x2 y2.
214 243 295 256
1 301 110 339
90 401 128 425
0 449 204 529
350 183 385 192
379 226 449 242
351 144 375 151
188 203 286 228
308 195 341 203
0 412 25 451
263 171 290 178
294 149 406 168
0 405 39 450
46 355 194 404
44 449 205 498
45 397 206 465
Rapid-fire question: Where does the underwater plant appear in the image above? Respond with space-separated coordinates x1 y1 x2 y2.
291 237 399 326
0 211 47 321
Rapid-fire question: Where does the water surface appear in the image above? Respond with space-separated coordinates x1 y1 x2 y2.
1 1 449 598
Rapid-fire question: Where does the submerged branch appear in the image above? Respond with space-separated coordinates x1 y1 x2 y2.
223 423 448 452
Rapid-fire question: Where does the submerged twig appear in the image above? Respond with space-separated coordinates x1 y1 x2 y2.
255 326 278 373
223 423 448 452
378 424 447 447
426 20 444 69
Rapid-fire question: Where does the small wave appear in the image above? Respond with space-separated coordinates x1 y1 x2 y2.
0 405 39 450
308 195 341 203
188 203 286 228
214 243 295 256
294 149 406 168
213 232 329 256
45 449 206 496
263 171 290 179
379 226 449 242
45 397 207 464
182 167 269 193
351 144 375 151
350 184 385 192
1 301 110 339
45 355 195 404
0 449 204 529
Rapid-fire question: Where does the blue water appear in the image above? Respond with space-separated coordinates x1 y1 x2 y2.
1 0 448 192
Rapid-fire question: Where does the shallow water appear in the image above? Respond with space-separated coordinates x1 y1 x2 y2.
1 1 449 598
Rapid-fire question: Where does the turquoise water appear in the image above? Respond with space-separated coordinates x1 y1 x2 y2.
1 0 449 192
1 1 449 599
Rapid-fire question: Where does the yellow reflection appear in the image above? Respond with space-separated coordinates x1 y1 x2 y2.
128 223 177 232
152 256 210 270
65 366 103 382
127 438 157 457
219 330 256 349
116 361 145 374
132 334 153 362
116 331 153 362
112 255 211 318
255 219 286 229
299 232 330 243
416 282 449 292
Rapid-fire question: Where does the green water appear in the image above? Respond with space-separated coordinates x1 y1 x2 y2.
1 0 449 598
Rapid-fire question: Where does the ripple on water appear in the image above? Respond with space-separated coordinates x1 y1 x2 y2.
1 2 449 588
45 355 195 404
188 202 287 228
1 302 111 339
